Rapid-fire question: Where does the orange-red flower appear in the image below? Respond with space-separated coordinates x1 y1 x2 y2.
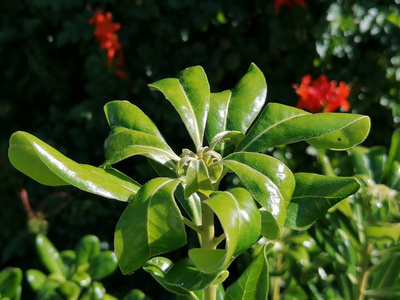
293 75 351 113
89 10 126 79
273 0 307 15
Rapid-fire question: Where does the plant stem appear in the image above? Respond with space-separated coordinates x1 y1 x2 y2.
183 217 201 234
355 242 372 300
272 252 283 300
200 201 217 300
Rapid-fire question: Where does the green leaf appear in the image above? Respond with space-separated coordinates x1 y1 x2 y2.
104 126 179 171
35 234 66 278
70 272 91 288
209 131 245 152
149 66 210 150
388 11 400 27
384 128 400 182
9 131 140 202
58 281 81 300
80 282 105 300
143 257 195 297
26 269 47 292
164 258 228 291
349 146 387 183
189 188 260 274
0 267 22 300
60 250 76 278
123 289 152 300
371 253 400 289
184 159 213 198
75 235 100 268
87 251 118 280
222 152 295 239
225 245 269 300
36 279 63 300
387 161 400 190
206 63 266 140
365 223 400 242
237 103 370 152
104 100 166 142
115 178 186 274
285 173 360 230
175 184 202 226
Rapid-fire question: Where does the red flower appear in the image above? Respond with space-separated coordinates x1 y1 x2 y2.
273 0 307 15
89 10 127 79
293 75 351 113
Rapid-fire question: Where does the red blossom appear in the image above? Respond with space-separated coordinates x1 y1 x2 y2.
293 75 351 113
273 0 307 15
89 10 127 79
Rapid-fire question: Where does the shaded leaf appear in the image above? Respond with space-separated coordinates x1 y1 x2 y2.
143 257 196 297
164 258 228 291
225 245 269 300
115 178 186 274
0 267 22 300
285 173 360 230
9 131 140 201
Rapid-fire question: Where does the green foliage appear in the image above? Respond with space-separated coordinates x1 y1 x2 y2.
26 234 142 299
0 267 22 300
8 64 370 299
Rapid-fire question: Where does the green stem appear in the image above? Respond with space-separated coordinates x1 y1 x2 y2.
200 200 218 300
183 217 201 234
272 252 283 300
355 242 372 300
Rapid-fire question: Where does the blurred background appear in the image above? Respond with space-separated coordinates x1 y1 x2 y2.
1 0 399 298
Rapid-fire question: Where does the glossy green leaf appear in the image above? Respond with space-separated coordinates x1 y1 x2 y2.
184 159 213 198
75 235 101 268
349 146 387 183
104 100 166 142
9 131 140 201
143 257 196 297
26 269 46 292
0 267 22 300
87 251 118 280
387 128 400 167
70 272 91 288
189 188 260 274
123 289 152 300
222 152 295 239
104 126 179 171
237 103 370 152
36 234 66 278
149 66 210 150
58 281 80 300
164 258 228 291
225 245 269 300
80 282 105 300
206 63 266 142
104 294 119 300
285 173 360 230
365 223 400 242
115 178 186 274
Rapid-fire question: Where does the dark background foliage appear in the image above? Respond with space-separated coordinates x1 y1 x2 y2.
1 0 399 298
